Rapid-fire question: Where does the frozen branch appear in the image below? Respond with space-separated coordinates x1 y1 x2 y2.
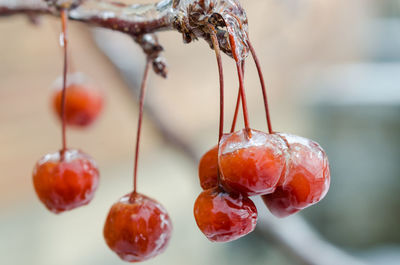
0 0 174 77
0 0 174 35
0 0 252 77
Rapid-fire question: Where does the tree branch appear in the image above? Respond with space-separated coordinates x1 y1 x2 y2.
0 0 174 35
0 0 252 73
0 0 174 77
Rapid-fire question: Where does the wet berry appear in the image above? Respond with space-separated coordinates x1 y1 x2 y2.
262 133 330 217
52 73 104 127
193 187 257 242
103 192 172 262
32 149 99 214
198 146 219 190
218 129 287 196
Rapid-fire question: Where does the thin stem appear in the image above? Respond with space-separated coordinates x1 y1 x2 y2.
226 30 250 132
60 9 68 155
236 61 250 131
133 59 151 194
208 24 226 187
51 21 76 73
208 25 225 142
230 60 245 133
247 40 273 134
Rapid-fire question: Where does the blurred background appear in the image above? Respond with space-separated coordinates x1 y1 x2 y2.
0 0 399 264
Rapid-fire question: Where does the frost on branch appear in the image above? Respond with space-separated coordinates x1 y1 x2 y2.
44 0 84 10
0 0 251 63
173 0 249 60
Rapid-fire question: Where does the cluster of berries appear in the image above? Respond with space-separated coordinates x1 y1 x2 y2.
30 6 331 264
192 23 331 243
32 10 171 263
33 69 172 263
33 73 103 214
195 128 330 242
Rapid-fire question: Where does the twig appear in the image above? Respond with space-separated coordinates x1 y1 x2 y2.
0 0 174 35
0 0 172 77
0 0 252 76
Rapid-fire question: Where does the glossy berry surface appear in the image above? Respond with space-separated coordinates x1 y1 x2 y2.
198 146 219 190
32 149 99 214
193 187 257 242
262 133 330 217
52 74 103 127
218 129 287 196
103 192 172 262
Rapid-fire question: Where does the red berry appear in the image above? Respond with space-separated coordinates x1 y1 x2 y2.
198 146 219 190
32 149 99 214
218 129 287 196
103 192 172 262
52 73 104 127
262 133 330 217
193 187 257 242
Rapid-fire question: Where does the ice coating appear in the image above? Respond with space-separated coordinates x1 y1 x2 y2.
220 129 286 154
262 133 331 218
32 149 100 214
172 0 249 60
103 193 172 262
279 133 330 199
67 0 174 36
218 129 288 196
72 0 170 21
194 187 257 242
4 0 250 60
44 0 84 9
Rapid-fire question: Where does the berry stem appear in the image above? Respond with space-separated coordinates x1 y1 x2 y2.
247 40 273 134
51 22 76 74
60 9 68 156
230 60 245 133
226 30 251 133
208 25 225 142
133 59 151 194
235 61 250 133
208 24 226 186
